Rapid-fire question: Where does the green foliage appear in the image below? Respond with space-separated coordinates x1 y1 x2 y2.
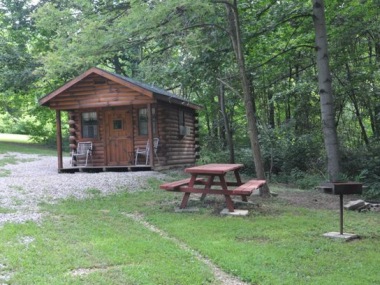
0 110 57 145
233 148 256 175
271 169 325 190
0 112 15 133
0 38 38 92
12 114 43 135
0 0 380 189
259 123 325 182
0 0 40 92
200 121 327 188
198 145 229 165
32 0 218 81
363 182 380 201
0 112 45 136
19 114 55 144
341 143 380 200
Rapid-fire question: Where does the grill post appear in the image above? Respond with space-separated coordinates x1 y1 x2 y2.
339 193 344 235
323 182 362 241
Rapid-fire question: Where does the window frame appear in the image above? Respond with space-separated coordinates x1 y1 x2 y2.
138 107 156 136
178 109 185 128
81 111 98 139
178 109 187 137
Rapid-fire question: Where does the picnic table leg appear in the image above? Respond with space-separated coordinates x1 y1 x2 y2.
234 169 242 185
180 174 198 209
219 175 235 212
224 195 235 212
180 192 191 209
200 175 214 201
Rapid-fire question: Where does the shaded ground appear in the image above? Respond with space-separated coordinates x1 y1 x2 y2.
158 177 367 214
266 186 363 211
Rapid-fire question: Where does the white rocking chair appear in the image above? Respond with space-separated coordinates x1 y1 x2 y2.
135 138 160 165
71 142 93 166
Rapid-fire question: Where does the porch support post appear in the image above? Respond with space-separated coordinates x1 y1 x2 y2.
56 110 63 171
147 103 154 167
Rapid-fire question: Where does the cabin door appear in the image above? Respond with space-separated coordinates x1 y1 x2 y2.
105 108 133 166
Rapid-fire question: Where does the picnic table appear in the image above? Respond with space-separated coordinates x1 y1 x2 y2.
160 163 266 212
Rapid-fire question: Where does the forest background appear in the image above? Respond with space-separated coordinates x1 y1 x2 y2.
0 0 379 199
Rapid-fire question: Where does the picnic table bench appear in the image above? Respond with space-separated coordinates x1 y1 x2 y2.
160 164 267 212
231 179 267 197
160 177 206 191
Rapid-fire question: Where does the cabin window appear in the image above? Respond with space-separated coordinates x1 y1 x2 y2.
179 109 185 127
138 107 156 135
178 109 187 136
113 119 123 130
81 112 98 138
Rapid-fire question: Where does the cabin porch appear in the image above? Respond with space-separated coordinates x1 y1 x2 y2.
57 154 155 173
58 165 153 173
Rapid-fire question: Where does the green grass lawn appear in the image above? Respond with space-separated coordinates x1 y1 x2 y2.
0 142 379 284
0 183 379 285
0 133 32 143
0 133 57 156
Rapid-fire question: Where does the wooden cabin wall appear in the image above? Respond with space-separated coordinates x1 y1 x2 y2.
131 102 198 167
194 112 200 160
68 109 106 166
67 100 198 168
132 104 162 165
158 102 197 166
48 74 153 110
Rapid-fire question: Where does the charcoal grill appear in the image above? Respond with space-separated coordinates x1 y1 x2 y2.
323 182 362 240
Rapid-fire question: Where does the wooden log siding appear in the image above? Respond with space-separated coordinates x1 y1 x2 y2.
159 102 196 166
69 109 106 167
47 75 154 110
132 104 162 165
66 103 197 168
194 112 200 159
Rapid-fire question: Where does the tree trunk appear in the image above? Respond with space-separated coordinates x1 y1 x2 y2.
218 83 235 163
312 0 341 181
268 91 275 129
224 0 270 197
371 105 380 138
345 63 369 146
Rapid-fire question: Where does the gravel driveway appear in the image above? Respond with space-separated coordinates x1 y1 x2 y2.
0 152 165 226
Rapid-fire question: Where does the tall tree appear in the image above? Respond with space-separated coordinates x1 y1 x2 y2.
0 0 39 92
221 0 270 196
218 83 235 163
311 0 341 181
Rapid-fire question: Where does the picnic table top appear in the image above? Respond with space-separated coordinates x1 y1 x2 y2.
185 163 244 175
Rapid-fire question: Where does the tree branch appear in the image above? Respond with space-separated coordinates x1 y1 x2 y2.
216 77 241 97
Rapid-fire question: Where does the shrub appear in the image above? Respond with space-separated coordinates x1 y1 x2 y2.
13 114 41 135
0 112 16 133
260 124 324 177
341 143 380 200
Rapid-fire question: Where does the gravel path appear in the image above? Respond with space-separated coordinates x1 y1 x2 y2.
0 152 165 226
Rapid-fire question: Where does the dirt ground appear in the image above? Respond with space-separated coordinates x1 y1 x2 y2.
268 186 364 211
176 184 369 213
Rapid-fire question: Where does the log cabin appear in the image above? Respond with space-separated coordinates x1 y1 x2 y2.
39 67 201 172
